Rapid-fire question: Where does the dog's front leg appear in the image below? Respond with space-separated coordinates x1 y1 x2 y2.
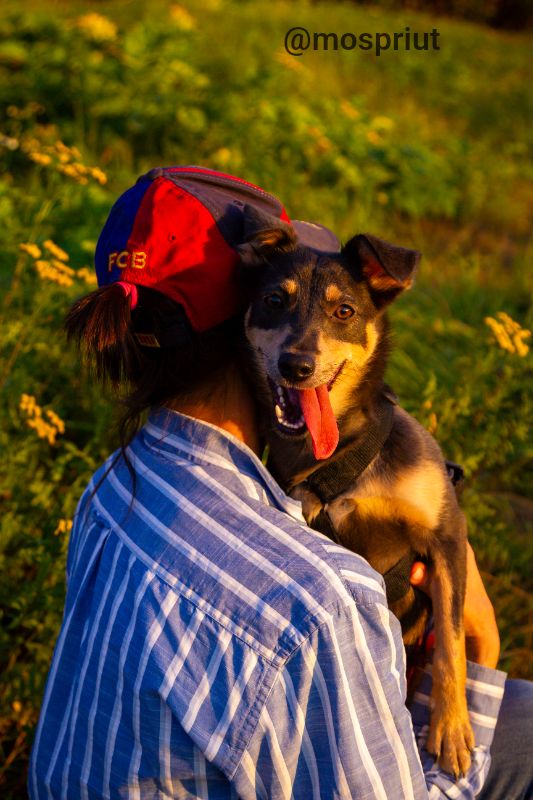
426 523 474 777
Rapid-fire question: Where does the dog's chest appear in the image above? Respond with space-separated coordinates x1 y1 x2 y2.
325 461 445 533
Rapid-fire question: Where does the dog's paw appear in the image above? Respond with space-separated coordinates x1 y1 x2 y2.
289 486 323 525
427 713 475 778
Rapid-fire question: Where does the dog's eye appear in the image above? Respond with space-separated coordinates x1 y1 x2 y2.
334 304 355 320
264 293 284 309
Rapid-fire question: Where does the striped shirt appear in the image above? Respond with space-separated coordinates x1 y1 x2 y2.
29 407 506 799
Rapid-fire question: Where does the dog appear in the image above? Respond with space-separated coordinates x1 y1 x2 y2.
237 204 474 777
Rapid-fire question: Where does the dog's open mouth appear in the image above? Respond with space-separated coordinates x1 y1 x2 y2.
268 362 345 460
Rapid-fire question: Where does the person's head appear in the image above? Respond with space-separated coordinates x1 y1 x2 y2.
65 166 340 444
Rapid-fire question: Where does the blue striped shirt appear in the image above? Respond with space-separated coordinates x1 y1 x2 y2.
29 408 506 799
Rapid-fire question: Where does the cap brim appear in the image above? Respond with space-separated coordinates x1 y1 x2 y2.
292 220 341 253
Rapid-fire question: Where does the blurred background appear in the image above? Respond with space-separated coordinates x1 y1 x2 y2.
0 0 531 793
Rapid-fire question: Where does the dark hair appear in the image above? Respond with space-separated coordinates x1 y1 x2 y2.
65 283 241 487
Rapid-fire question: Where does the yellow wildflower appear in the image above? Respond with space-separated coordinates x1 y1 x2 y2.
77 267 97 286
340 100 360 120
35 259 74 287
371 116 395 131
367 130 382 145
54 519 73 536
46 409 65 434
212 147 232 166
12 701 22 714
29 152 52 166
20 396 65 445
51 259 75 275
376 192 388 205
19 242 42 259
20 393 37 413
89 166 107 185
485 312 531 357
0 133 19 150
43 239 69 262
170 5 196 29
76 12 117 42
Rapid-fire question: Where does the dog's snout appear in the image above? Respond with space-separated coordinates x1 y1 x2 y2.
278 353 315 382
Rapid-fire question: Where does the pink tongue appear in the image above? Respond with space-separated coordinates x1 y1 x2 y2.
299 385 339 460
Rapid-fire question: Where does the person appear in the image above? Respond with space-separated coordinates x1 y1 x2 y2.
29 167 532 799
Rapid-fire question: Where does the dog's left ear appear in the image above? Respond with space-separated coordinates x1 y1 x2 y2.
237 204 297 267
343 233 421 307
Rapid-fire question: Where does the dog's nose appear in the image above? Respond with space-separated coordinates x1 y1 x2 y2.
278 353 315 382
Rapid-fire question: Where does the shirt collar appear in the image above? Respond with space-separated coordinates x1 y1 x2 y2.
141 406 305 523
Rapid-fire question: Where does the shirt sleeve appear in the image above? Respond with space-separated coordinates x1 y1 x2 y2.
231 599 506 800
408 658 507 799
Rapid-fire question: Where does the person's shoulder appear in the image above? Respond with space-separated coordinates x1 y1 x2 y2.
212 497 389 659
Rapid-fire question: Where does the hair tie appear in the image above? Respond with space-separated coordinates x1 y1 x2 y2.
116 281 138 310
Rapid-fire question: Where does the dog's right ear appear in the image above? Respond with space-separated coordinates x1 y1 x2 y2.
343 233 420 308
237 204 297 266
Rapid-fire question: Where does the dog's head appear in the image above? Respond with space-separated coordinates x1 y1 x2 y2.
238 205 420 460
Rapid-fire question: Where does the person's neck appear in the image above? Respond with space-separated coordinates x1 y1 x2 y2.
166 363 262 456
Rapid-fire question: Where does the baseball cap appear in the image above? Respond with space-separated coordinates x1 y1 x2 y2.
95 166 340 336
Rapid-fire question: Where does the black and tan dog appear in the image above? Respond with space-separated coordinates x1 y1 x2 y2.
237 205 474 777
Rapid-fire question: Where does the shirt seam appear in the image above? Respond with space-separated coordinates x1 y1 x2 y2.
227 594 371 780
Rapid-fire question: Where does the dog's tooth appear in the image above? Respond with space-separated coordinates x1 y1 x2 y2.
275 405 283 421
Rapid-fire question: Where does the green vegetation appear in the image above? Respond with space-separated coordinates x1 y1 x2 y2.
0 1 531 793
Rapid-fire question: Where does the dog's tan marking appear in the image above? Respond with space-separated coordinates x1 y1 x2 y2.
280 278 298 295
393 463 445 530
427 557 473 777
324 284 343 303
329 462 445 531
330 494 437 538
323 322 379 417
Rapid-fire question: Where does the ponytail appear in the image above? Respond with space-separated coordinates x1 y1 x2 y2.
64 283 141 385
65 283 241 445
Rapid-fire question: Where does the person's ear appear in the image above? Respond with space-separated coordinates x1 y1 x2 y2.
343 233 420 308
237 204 297 266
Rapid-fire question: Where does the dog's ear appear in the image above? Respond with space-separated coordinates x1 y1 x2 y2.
343 233 420 307
237 204 297 266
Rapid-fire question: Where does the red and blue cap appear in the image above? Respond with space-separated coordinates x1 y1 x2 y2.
95 166 340 334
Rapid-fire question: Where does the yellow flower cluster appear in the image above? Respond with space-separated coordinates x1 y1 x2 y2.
25 139 107 185
485 312 531 357
35 259 75 287
20 394 65 445
76 12 118 42
19 239 96 287
54 518 73 536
